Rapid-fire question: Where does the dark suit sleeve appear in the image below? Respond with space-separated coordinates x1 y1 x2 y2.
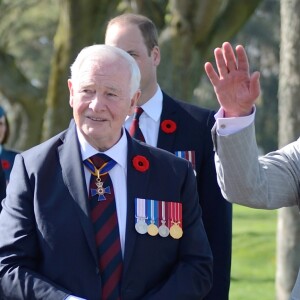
199 112 232 300
0 155 69 300
144 162 213 300
0 162 6 205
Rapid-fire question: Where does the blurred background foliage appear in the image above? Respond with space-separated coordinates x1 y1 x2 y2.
0 0 58 87
0 0 277 153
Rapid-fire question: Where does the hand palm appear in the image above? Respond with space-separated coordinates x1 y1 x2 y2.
215 70 254 116
205 42 260 117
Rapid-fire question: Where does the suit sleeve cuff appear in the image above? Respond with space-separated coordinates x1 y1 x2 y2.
214 106 256 136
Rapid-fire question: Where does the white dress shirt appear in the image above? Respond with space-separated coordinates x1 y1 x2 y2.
215 106 256 135
69 129 128 300
125 85 163 146
77 127 128 256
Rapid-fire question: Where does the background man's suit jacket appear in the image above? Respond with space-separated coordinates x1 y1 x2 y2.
157 92 232 299
212 122 300 300
0 120 213 300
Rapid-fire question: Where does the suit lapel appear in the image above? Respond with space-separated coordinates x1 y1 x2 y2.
58 120 98 265
157 92 179 151
123 132 151 275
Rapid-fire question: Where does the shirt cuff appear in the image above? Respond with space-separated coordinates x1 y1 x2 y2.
214 106 256 136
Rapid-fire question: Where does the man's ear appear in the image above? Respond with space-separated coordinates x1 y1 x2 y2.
68 79 74 107
152 46 161 67
129 89 142 114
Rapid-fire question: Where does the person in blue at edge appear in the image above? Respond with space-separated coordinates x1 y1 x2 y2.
105 13 232 300
0 44 213 299
0 105 18 185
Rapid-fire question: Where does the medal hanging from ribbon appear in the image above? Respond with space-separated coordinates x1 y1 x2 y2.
84 157 117 201
158 201 169 237
135 198 148 234
147 199 159 236
169 201 183 239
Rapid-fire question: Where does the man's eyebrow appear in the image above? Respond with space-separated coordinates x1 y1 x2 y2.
79 81 94 87
106 85 121 93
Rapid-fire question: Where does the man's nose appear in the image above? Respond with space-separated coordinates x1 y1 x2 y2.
90 94 106 111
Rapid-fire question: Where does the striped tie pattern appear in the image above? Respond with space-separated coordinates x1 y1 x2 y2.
129 106 145 142
85 154 123 300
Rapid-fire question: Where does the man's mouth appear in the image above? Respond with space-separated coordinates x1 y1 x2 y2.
88 116 107 122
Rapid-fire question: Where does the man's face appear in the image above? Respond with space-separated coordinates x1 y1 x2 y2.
0 116 7 145
105 23 159 103
68 56 139 151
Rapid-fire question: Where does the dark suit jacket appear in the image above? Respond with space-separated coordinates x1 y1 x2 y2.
157 92 232 300
0 163 5 202
0 120 213 300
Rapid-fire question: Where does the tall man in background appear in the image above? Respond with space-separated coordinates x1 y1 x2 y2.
105 13 232 299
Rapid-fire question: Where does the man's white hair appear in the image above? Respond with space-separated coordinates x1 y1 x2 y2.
70 44 141 97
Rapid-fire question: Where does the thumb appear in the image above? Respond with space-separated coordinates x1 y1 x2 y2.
250 71 261 100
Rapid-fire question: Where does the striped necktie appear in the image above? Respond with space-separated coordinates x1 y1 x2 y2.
129 106 145 142
84 153 123 300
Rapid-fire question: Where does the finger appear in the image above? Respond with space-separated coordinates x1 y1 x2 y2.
236 45 250 73
249 71 261 100
222 42 237 72
214 47 229 79
204 62 220 87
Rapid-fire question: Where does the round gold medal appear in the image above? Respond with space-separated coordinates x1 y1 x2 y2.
147 223 159 236
170 223 183 239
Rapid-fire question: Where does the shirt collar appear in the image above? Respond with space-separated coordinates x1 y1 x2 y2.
140 85 163 122
77 126 127 170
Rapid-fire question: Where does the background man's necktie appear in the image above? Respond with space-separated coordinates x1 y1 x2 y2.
84 154 123 300
129 106 145 142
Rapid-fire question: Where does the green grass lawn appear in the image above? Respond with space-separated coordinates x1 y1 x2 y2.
229 205 277 300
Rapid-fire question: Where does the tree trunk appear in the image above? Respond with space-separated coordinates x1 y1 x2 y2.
158 0 263 101
277 1 300 299
42 0 119 141
0 0 264 147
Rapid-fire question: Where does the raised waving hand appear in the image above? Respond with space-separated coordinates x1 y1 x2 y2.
205 42 261 117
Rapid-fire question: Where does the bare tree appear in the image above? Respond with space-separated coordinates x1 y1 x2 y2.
157 0 263 101
42 0 120 140
277 0 300 299
0 0 263 149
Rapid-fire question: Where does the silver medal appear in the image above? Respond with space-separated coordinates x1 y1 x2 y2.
158 221 169 237
135 219 148 234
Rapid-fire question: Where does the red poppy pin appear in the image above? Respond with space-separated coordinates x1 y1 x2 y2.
1 160 10 170
132 155 149 172
161 119 177 134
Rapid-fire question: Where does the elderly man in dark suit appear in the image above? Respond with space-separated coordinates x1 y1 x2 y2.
105 13 232 300
0 44 213 300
